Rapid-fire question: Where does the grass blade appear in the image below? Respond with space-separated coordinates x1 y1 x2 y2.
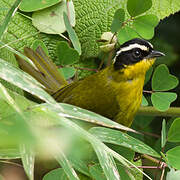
0 0 21 40
20 144 35 180
63 12 81 55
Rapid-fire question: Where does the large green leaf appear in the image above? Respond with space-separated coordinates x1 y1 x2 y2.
0 83 35 147
0 58 56 104
0 0 44 94
89 127 160 158
20 0 62 12
73 0 180 59
32 0 75 34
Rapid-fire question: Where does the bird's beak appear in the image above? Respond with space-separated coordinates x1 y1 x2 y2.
147 50 165 59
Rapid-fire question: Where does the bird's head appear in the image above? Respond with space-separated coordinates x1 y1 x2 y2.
113 38 165 77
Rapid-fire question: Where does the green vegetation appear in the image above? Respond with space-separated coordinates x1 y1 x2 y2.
0 0 180 179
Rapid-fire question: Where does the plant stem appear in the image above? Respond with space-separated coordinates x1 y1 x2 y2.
138 106 180 117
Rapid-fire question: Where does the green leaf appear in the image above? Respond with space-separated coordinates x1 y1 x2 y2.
31 105 122 180
0 83 35 146
144 66 153 85
167 146 180 170
161 119 166 148
0 148 20 159
151 92 177 111
89 127 160 158
89 164 106 180
89 163 133 180
92 143 120 180
73 0 180 59
127 0 152 17
20 144 35 180
20 0 62 12
56 103 137 133
57 41 79 65
30 104 151 180
67 143 91 177
32 40 49 56
168 118 180 142
59 67 76 80
133 14 159 39
110 9 125 33
166 169 180 180
63 12 81 55
0 58 56 104
152 64 179 91
141 95 148 106
43 168 68 180
117 26 140 44
32 0 75 34
0 0 21 40
54 151 80 180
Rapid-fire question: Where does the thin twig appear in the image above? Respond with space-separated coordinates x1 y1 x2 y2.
140 131 160 138
142 154 167 168
143 90 154 93
160 163 166 180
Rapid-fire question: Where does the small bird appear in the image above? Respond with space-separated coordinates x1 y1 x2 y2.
15 38 164 127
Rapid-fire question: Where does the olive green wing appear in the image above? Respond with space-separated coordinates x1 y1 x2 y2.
52 81 80 102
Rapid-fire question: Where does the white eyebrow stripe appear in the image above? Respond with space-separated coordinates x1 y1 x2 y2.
147 41 153 48
116 43 149 56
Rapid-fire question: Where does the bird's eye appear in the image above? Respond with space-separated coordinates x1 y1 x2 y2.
132 49 141 58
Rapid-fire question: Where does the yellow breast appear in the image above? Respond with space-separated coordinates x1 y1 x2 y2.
108 58 155 126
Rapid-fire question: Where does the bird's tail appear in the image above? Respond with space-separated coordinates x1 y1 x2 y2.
14 46 68 95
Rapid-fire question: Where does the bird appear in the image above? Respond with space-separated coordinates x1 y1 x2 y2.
15 38 164 127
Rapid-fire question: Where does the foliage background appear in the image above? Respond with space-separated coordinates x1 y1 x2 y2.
0 0 180 179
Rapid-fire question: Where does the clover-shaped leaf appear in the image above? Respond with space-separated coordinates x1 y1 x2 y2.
111 9 125 33
133 14 159 39
57 41 79 66
127 0 152 17
20 0 62 12
117 26 140 44
141 95 148 106
151 92 177 111
152 64 179 91
168 118 180 142
166 146 180 170
59 67 76 80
